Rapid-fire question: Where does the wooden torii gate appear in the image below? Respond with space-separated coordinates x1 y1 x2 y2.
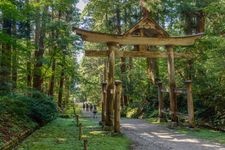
74 17 202 131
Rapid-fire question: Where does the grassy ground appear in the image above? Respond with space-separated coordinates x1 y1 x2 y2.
16 117 130 150
146 117 225 144
176 127 225 144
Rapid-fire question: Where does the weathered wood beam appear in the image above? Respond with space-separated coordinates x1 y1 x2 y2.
85 50 192 58
185 80 195 128
105 43 116 131
74 28 203 46
114 80 122 133
167 45 178 123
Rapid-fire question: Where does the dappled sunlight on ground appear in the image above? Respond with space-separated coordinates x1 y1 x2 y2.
121 118 225 150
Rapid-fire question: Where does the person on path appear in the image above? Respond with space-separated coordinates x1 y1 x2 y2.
93 105 97 118
86 103 89 111
83 102 85 110
90 104 93 112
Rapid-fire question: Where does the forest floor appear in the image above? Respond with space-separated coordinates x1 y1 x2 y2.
121 118 225 150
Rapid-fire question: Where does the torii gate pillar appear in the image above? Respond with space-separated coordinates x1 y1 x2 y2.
166 45 178 123
105 42 117 130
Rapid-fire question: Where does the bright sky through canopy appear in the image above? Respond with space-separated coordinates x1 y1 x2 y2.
76 0 88 11
76 0 88 62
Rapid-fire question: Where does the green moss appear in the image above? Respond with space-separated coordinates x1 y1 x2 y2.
145 117 167 126
17 118 130 150
176 127 225 144
126 108 138 118
81 119 130 150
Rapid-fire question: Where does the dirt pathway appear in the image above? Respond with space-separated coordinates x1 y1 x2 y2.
81 109 225 150
121 118 225 150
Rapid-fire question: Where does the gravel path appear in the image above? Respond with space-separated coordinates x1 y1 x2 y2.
121 118 225 150
81 109 225 150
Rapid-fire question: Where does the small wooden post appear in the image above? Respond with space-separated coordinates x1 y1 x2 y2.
157 81 164 120
101 82 107 124
166 45 178 123
83 138 88 150
105 42 116 130
185 80 195 127
79 123 82 140
73 103 76 116
76 114 79 127
114 80 122 133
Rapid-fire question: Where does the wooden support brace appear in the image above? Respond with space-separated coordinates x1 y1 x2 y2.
114 80 122 133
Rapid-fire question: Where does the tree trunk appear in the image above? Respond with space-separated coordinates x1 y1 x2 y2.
26 0 32 88
147 58 159 85
0 13 12 94
48 8 58 96
184 13 193 35
146 46 159 85
27 50 32 87
33 3 47 91
58 66 65 110
116 5 121 34
196 11 205 33
64 77 71 110
11 20 17 90
49 58 56 96
140 0 149 17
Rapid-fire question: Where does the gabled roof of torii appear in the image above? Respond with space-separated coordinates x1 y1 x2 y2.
124 17 169 38
73 17 203 46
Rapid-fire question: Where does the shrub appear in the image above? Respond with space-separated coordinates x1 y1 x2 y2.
0 91 58 128
29 96 57 125
0 91 58 144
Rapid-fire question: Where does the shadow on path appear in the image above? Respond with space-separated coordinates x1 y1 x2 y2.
121 118 225 150
81 108 225 150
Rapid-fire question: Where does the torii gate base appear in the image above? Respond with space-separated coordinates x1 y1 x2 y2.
157 80 195 128
101 80 122 133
